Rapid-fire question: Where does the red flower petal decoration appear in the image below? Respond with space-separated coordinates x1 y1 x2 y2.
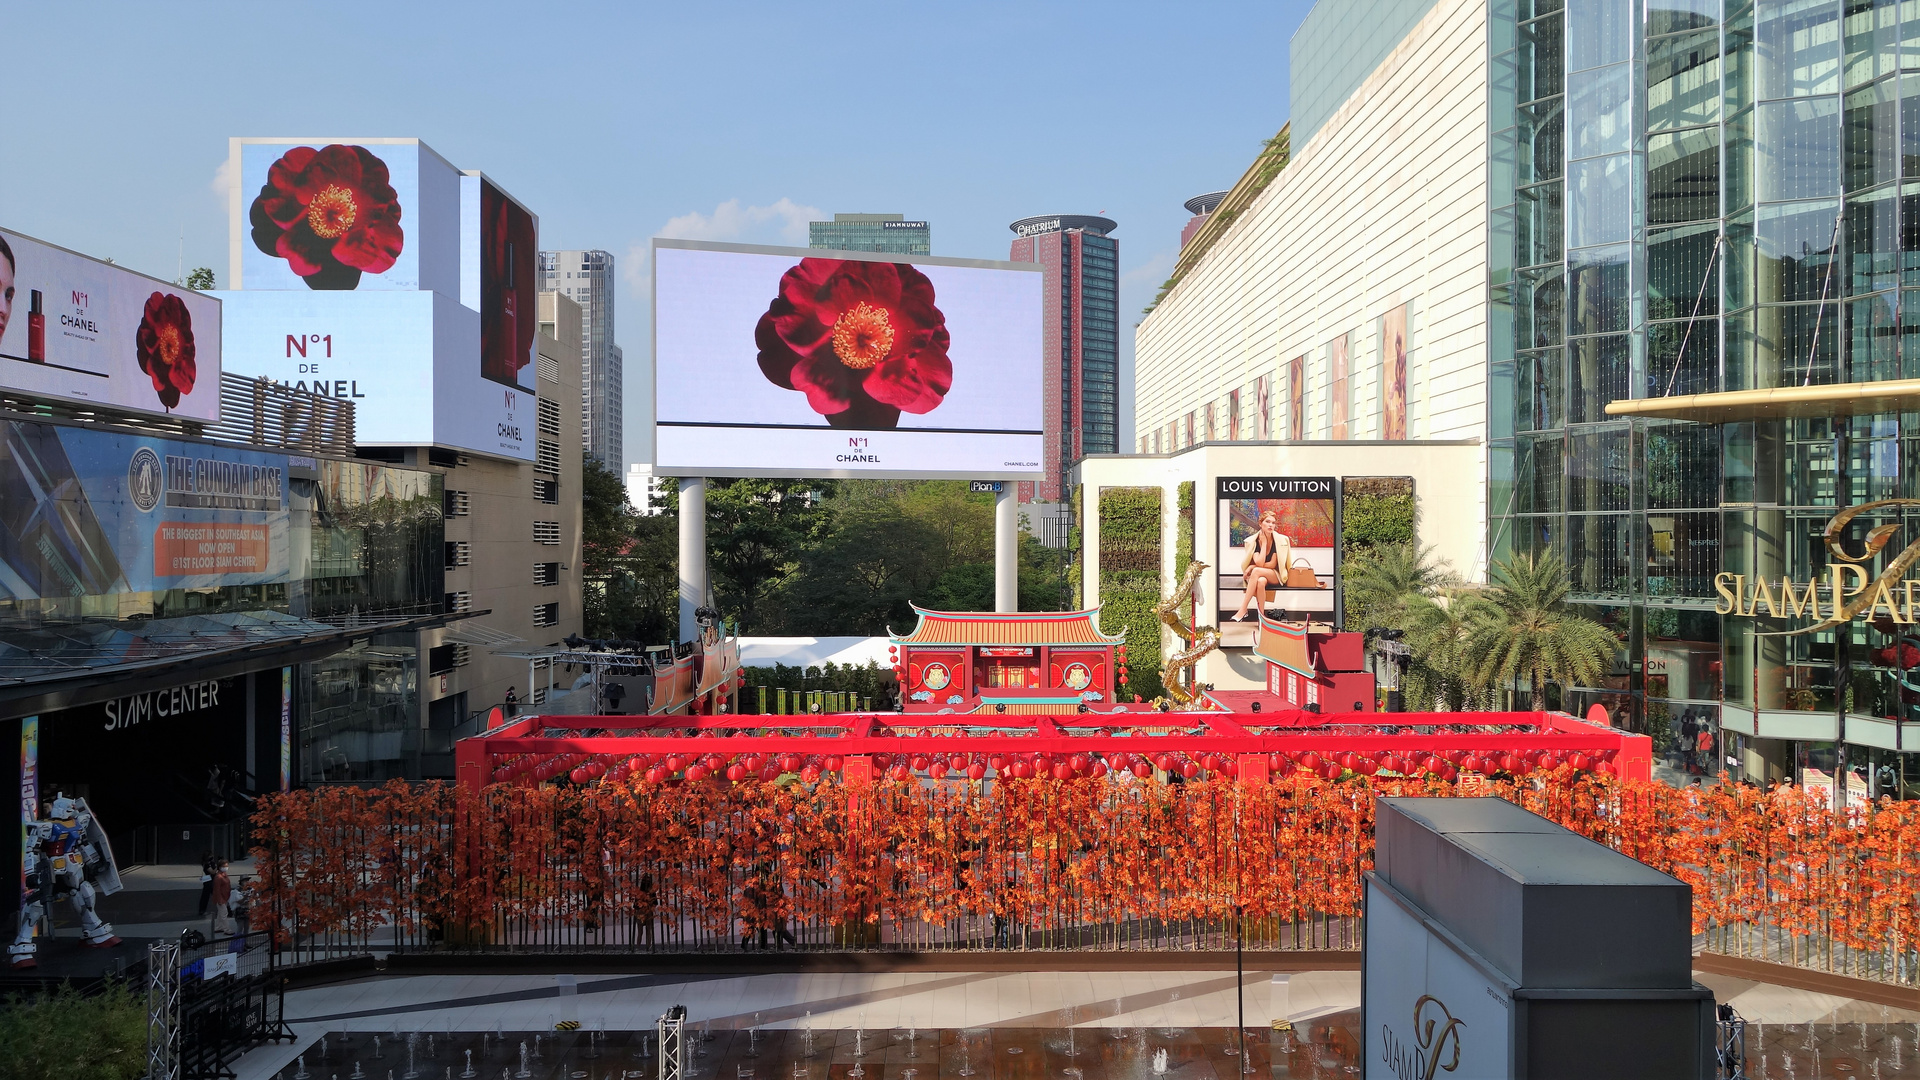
756 258 951 429
135 292 197 410
248 144 405 290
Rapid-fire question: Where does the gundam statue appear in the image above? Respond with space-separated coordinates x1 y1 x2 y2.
11 793 122 968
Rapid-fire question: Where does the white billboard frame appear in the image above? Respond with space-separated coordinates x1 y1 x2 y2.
650 238 1044 481
0 227 223 423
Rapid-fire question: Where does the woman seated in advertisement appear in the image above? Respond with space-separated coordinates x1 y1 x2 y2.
1231 509 1291 622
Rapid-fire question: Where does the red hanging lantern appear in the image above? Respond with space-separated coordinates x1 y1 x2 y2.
1092 761 1110 778
1201 754 1221 772
1218 759 1237 779
725 764 747 782
888 764 912 782
988 754 1008 772
1132 762 1153 779
1180 761 1199 779
967 763 988 780
824 755 844 772
800 765 823 782
1052 762 1074 781
686 764 710 781
929 763 948 780
1069 753 1091 773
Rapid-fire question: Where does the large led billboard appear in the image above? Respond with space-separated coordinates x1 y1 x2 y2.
1217 476 1338 647
653 240 1043 479
475 177 536 392
221 138 531 462
0 228 222 422
231 138 461 295
0 418 289 603
213 290 531 461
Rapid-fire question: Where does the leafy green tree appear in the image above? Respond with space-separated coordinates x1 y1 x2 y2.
181 267 216 290
580 456 676 642
704 478 835 632
1462 552 1619 710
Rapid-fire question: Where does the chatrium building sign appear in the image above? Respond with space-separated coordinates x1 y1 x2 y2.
1714 499 1920 635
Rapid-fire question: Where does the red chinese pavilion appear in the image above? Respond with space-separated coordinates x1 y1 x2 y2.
889 606 1126 714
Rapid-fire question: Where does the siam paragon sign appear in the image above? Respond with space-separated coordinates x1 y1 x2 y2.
1714 499 1920 635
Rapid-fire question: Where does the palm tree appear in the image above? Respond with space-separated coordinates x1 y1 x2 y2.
1344 545 1488 711
1344 543 1453 628
1404 587 1485 711
1462 552 1619 710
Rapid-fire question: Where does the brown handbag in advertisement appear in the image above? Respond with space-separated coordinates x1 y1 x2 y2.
1286 558 1320 588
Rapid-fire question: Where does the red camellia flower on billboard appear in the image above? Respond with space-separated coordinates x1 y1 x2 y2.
756 258 952 428
248 144 405 290
135 292 196 410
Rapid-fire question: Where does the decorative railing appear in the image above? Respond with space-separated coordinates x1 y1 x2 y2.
247 773 1920 986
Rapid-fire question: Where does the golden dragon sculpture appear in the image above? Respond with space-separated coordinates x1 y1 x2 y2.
1156 559 1222 707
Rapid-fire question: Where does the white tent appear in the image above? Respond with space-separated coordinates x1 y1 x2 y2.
737 636 891 671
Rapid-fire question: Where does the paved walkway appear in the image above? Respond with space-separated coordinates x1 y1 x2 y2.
229 967 1920 1080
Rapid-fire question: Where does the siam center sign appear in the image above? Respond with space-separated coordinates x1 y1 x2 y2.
1714 499 1920 635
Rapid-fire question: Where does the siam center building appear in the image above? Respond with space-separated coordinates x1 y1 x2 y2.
1129 0 1920 801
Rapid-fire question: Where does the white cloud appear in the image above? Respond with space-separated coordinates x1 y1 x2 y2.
211 154 236 205
655 197 823 247
1120 247 1176 289
622 239 652 296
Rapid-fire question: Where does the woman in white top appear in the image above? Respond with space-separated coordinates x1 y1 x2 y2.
1231 509 1291 621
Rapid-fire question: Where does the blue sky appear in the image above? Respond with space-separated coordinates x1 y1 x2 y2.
3 0 1315 469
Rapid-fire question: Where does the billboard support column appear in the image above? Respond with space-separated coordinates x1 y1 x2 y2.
679 477 708 641
995 486 1017 612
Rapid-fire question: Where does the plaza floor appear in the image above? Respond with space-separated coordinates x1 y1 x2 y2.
231 967 1920 1080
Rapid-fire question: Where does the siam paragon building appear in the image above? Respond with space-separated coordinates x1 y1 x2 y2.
1490 0 1920 798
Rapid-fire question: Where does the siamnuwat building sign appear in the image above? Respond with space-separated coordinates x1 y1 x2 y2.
1713 499 1920 634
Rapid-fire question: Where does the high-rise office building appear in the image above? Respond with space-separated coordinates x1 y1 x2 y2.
539 250 623 468
1010 215 1119 502
810 213 931 255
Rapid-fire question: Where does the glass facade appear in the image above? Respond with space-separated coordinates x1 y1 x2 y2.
1490 0 1920 800
0 416 445 791
808 214 932 256
1078 233 1122 457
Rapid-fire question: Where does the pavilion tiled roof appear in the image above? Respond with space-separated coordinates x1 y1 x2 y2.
890 606 1125 647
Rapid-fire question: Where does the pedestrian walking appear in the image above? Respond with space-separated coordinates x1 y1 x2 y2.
211 860 233 937
197 851 216 916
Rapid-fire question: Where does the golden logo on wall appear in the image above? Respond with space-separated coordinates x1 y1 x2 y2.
1380 995 1464 1080
1715 499 1920 636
